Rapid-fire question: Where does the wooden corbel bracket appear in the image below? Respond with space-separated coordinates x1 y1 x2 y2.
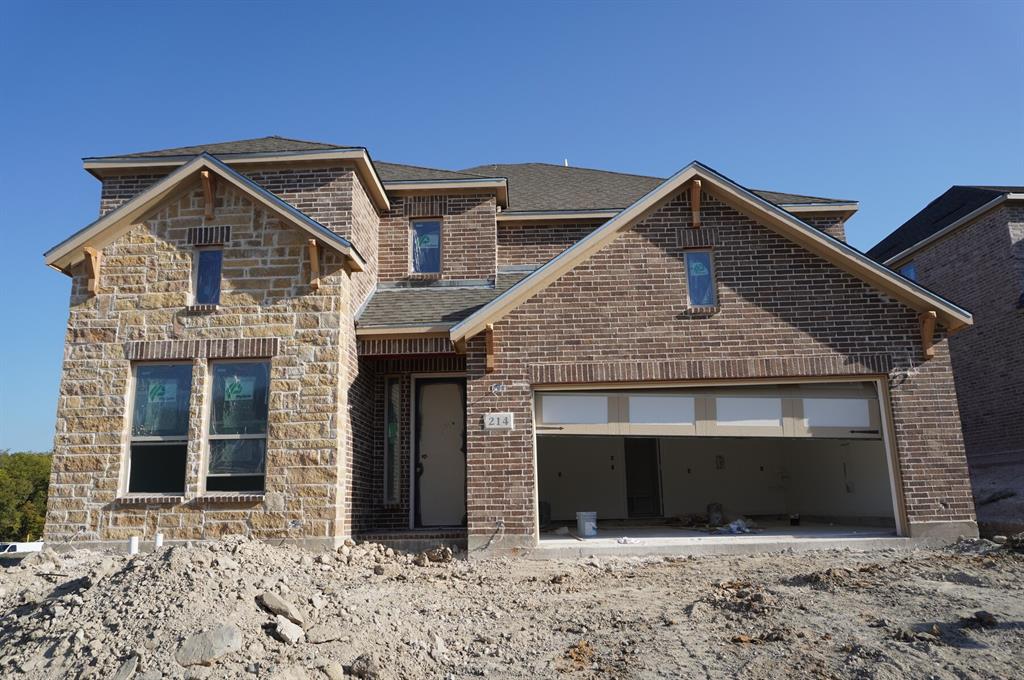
201 170 217 220
919 310 937 360
690 178 702 228
307 239 321 290
83 246 101 295
485 324 496 374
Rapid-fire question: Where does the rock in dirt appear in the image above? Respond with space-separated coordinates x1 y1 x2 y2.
306 623 346 644
257 591 305 626
349 652 380 679
320 660 345 680
174 624 242 666
111 654 139 680
272 615 305 645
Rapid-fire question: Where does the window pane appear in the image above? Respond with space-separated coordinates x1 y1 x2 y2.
210 362 270 435
384 377 400 502
804 398 872 428
209 439 266 475
628 395 695 424
685 252 716 306
131 364 192 437
412 220 441 273
540 395 608 424
128 443 186 493
195 249 223 304
716 397 782 427
898 263 917 282
207 474 264 492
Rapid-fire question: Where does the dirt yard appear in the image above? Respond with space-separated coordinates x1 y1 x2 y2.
1 536 1022 679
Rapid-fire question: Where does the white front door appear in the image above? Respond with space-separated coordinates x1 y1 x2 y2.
415 379 466 527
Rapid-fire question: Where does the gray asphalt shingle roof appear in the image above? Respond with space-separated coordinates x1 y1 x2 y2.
357 273 529 328
460 162 854 213
89 136 356 159
867 186 1024 263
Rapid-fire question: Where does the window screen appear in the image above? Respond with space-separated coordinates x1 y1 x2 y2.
411 219 441 273
128 364 192 494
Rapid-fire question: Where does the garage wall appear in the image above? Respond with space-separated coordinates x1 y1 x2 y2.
660 438 787 517
539 436 895 524
781 439 893 520
537 436 627 520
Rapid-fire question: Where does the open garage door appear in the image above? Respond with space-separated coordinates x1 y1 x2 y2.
535 381 901 539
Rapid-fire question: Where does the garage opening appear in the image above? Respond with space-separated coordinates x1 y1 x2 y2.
535 382 900 545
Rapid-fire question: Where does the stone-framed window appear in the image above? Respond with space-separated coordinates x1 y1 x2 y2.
684 250 717 308
205 360 270 493
411 218 442 274
192 247 223 306
126 363 193 494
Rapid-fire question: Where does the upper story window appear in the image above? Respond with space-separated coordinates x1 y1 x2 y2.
193 248 223 305
411 219 442 274
206 361 270 493
898 262 918 282
684 250 717 307
127 363 193 494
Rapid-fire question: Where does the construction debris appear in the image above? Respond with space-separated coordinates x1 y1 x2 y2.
0 535 1022 678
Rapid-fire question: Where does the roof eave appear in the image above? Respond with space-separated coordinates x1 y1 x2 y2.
383 178 509 208
47 153 366 273
882 193 1024 266
449 161 972 343
82 147 391 211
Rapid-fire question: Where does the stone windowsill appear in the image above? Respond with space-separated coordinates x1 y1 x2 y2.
685 305 721 315
115 494 184 506
195 493 265 504
184 304 219 314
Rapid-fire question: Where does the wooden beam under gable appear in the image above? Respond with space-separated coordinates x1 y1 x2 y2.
83 246 101 295
201 170 216 220
690 178 702 228
307 239 321 290
919 310 937 360
485 324 495 374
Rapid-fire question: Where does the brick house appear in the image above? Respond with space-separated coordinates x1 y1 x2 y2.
43 137 978 554
868 186 1024 465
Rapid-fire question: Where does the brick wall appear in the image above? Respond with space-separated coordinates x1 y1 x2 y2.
497 221 601 267
897 204 1024 460
801 214 849 242
378 194 497 282
462 188 974 550
45 179 356 547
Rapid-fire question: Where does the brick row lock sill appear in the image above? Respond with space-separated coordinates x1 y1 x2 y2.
114 493 264 506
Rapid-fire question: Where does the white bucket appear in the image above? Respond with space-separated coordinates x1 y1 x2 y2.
576 511 598 538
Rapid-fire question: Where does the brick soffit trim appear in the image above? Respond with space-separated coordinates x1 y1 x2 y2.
125 338 280 361
528 354 892 386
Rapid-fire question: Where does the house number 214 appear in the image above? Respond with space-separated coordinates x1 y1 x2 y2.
483 412 514 430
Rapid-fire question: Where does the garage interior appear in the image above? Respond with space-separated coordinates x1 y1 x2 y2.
535 382 899 546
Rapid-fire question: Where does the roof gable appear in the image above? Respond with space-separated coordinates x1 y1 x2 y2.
449 161 972 342
45 153 365 273
868 185 1024 264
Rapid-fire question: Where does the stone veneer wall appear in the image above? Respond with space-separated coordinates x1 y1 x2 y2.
462 187 975 553
378 194 497 282
45 179 356 547
898 204 1024 461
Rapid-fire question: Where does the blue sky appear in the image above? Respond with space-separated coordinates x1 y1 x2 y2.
0 1 1021 451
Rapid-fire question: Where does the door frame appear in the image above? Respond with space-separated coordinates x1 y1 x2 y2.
409 373 467 529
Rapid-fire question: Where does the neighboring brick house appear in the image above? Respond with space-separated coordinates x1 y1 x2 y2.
868 186 1024 465
43 137 978 554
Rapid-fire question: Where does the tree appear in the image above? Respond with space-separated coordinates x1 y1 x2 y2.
0 451 52 542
